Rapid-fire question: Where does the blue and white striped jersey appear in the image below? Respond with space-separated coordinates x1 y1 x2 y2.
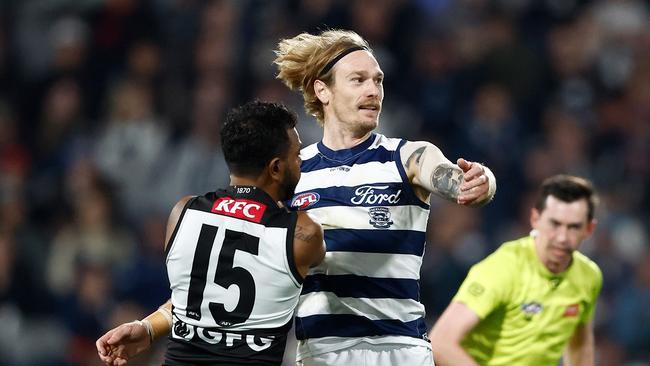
289 133 431 359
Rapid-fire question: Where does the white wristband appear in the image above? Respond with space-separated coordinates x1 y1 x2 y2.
135 319 154 344
157 306 173 327
484 165 497 200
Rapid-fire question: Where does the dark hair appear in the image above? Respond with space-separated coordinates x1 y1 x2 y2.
535 175 599 221
221 100 297 176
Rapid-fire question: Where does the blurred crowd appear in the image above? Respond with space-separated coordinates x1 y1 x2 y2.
0 0 648 365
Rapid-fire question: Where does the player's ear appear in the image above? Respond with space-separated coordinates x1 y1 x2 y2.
530 208 540 229
585 219 597 236
268 157 283 182
314 80 330 105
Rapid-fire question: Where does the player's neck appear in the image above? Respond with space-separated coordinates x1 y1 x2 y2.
544 259 571 274
322 121 373 150
230 175 257 187
230 175 282 203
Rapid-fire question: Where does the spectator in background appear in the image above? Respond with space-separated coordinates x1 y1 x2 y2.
152 77 230 214
609 250 650 361
420 204 487 317
0 103 67 366
94 78 169 220
30 77 92 222
114 214 170 310
46 176 135 297
454 83 524 237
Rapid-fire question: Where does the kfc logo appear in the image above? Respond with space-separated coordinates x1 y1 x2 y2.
212 197 266 223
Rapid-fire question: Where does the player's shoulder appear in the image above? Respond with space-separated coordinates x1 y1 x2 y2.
300 142 320 160
466 238 530 281
571 250 603 284
399 138 439 149
498 236 533 255
186 190 225 211
371 133 403 151
483 237 529 264
459 238 529 299
398 139 444 158
463 239 522 283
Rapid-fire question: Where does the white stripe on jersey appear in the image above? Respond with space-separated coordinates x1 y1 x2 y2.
297 161 401 191
308 252 422 280
306 205 429 231
296 292 425 322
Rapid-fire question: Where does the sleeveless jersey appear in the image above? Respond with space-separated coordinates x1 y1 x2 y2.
289 133 431 359
165 186 301 365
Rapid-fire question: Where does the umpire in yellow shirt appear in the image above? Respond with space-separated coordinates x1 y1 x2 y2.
430 175 602 366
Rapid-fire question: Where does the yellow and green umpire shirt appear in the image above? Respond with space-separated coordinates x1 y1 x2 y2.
453 236 602 366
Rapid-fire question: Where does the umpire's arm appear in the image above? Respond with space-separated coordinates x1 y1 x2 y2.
429 301 481 366
563 321 595 366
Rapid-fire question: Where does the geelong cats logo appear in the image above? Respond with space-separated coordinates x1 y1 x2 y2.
368 207 394 229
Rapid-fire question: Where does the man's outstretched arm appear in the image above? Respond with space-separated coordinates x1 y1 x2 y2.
401 141 496 206
96 300 173 365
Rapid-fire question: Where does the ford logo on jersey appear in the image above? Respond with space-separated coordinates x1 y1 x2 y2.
351 185 402 205
291 192 320 210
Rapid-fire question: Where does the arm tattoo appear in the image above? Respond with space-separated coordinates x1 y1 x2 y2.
431 163 463 200
405 147 426 170
294 224 315 242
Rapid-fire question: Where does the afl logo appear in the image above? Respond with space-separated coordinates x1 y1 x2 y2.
521 302 543 320
291 192 320 210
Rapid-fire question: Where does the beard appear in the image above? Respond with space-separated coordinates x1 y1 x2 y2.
357 114 379 132
279 167 300 202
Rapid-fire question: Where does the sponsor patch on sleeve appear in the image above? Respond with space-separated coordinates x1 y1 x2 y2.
468 282 485 297
563 303 580 317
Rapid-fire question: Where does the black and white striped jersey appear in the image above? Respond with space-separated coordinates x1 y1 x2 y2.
164 186 301 365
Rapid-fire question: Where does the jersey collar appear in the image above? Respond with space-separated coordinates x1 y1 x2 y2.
317 133 377 162
227 185 278 207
